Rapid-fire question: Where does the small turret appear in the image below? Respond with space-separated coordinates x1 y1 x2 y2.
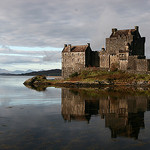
112 28 117 33
64 44 67 48
68 44 71 51
87 43 90 47
101 46 105 51
135 26 139 31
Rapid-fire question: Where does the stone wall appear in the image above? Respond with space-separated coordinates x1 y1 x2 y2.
119 52 129 70
106 30 145 56
119 60 128 70
99 52 109 69
106 36 133 54
62 52 86 78
136 59 150 72
110 54 119 67
62 46 93 78
132 37 145 55
127 56 150 72
91 51 100 67
127 56 138 70
85 47 92 67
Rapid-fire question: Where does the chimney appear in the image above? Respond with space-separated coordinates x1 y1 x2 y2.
87 43 90 47
68 44 71 51
112 28 117 33
135 26 139 31
64 44 67 48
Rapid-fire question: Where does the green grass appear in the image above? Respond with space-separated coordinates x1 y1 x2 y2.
68 69 150 83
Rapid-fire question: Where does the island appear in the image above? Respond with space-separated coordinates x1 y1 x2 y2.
24 26 150 91
23 69 150 91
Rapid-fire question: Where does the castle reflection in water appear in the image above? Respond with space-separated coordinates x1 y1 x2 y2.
61 88 150 139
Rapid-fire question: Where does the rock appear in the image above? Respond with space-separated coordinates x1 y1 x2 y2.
23 75 50 91
23 75 48 86
137 80 148 86
94 80 114 85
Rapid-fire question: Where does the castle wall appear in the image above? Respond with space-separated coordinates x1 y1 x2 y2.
85 47 92 67
119 60 128 70
106 36 133 54
127 56 150 72
110 54 119 67
99 52 109 69
132 37 145 55
136 59 150 72
127 56 138 70
91 51 100 67
119 52 129 70
62 52 85 78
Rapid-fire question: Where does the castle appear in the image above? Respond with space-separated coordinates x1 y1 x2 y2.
62 26 150 78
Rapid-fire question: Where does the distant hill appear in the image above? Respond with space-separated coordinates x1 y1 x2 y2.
21 69 61 76
0 69 61 76
0 68 34 74
12 69 34 74
0 68 10 74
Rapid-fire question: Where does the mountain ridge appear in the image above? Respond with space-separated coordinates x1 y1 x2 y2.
0 69 61 76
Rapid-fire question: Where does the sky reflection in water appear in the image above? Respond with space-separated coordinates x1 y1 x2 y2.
0 76 150 150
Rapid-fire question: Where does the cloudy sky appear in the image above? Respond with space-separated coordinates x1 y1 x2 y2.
0 0 150 71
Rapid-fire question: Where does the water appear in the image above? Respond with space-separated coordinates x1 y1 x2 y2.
0 76 150 149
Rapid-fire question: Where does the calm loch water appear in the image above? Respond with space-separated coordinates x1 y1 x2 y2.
0 76 150 149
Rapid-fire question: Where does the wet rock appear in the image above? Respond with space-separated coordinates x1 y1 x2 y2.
23 75 49 91
94 80 114 85
137 81 148 86
23 75 48 86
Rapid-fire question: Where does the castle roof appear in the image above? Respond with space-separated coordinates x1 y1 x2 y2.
62 44 89 52
110 29 136 38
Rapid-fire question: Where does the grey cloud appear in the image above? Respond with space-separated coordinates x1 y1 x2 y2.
0 0 149 54
0 47 61 64
0 46 61 58
43 51 61 62
0 55 42 64
0 46 44 55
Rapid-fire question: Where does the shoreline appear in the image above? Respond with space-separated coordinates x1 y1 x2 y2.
23 75 150 90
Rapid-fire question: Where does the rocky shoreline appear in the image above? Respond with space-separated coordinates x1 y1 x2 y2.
23 75 150 90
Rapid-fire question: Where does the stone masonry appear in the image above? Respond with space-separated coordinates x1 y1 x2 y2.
62 26 150 78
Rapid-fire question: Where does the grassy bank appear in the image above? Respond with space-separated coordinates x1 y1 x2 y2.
67 69 150 84
23 70 150 91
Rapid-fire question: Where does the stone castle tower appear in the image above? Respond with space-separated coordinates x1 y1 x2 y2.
62 26 150 78
62 43 99 78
